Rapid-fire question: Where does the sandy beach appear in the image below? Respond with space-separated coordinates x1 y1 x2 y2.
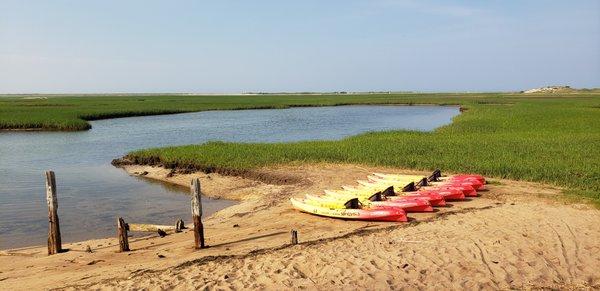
3 1 598 289
1 163 599 290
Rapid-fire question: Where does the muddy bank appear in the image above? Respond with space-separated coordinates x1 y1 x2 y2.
2 163 599 290
112 156 305 186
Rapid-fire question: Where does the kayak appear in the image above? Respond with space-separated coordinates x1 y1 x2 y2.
373 171 486 190
368 174 484 191
367 175 479 195
415 187 465 201
290 198 408 222
337 186 447 206
430 169 486 184
317 191 434 212
376 185 456 204
357 179 477 197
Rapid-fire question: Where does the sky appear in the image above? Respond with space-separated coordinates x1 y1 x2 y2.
0 0 599 93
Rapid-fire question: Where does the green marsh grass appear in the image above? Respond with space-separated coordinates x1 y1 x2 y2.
2 93 599 203
2 93 495 130
125 94 600 202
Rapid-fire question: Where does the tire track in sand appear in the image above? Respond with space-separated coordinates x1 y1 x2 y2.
547 222 573 282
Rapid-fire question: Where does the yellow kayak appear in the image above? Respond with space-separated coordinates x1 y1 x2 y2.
303 194 363 209
311 193 433 212
308 193 374 205
356 179 417 191
290 198 408 222
323 189 380 200
340 185 448 206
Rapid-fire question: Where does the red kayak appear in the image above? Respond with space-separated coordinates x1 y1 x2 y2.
449 174 486 184
344 191 435 213
444 178 485 190
429 169 486 190
391 192 446 207
414 178 478 197
371 199 434 212
402 193 446 207
381 186 447 206
434 184 478 197
405 181 467 201
416 188 464 201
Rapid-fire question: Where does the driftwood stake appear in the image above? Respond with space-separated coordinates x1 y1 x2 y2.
128 223 176 233
191 178 205 249
176 219 185 233
117 217 130 252
45 171 62 255
291 230 298 245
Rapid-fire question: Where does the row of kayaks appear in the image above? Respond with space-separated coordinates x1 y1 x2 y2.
290 169 486 222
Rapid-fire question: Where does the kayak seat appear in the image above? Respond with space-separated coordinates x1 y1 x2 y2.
381 186 395 197
368 192 383 202
344 198 361 209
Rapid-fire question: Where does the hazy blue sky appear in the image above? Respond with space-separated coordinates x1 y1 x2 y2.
1 0 598 93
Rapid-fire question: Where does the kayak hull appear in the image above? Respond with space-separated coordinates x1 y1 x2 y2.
332 188 446 207
447 179 485 190
438 184 478 197
371 199 434 212
451 174 486 184
416 188 465 201
389 193 446 207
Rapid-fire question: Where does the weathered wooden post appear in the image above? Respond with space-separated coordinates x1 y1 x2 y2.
45 171 62 255
176 219 185 233
117 217 130 252
191 178 205 249
291 230 298 245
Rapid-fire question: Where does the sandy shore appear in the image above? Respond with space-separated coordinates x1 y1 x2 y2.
1 163 599 290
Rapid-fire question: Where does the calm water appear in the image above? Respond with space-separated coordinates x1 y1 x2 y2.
0 105 459 249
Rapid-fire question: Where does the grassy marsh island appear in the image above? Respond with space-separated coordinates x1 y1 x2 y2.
1 93 469 131
93 93 598 204
3 92 599 202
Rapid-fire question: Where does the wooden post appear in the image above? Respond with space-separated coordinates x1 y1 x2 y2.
45 171 62 255
176 219 185 233
191 178 205 249
291 230 298 245
117 217 130 252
